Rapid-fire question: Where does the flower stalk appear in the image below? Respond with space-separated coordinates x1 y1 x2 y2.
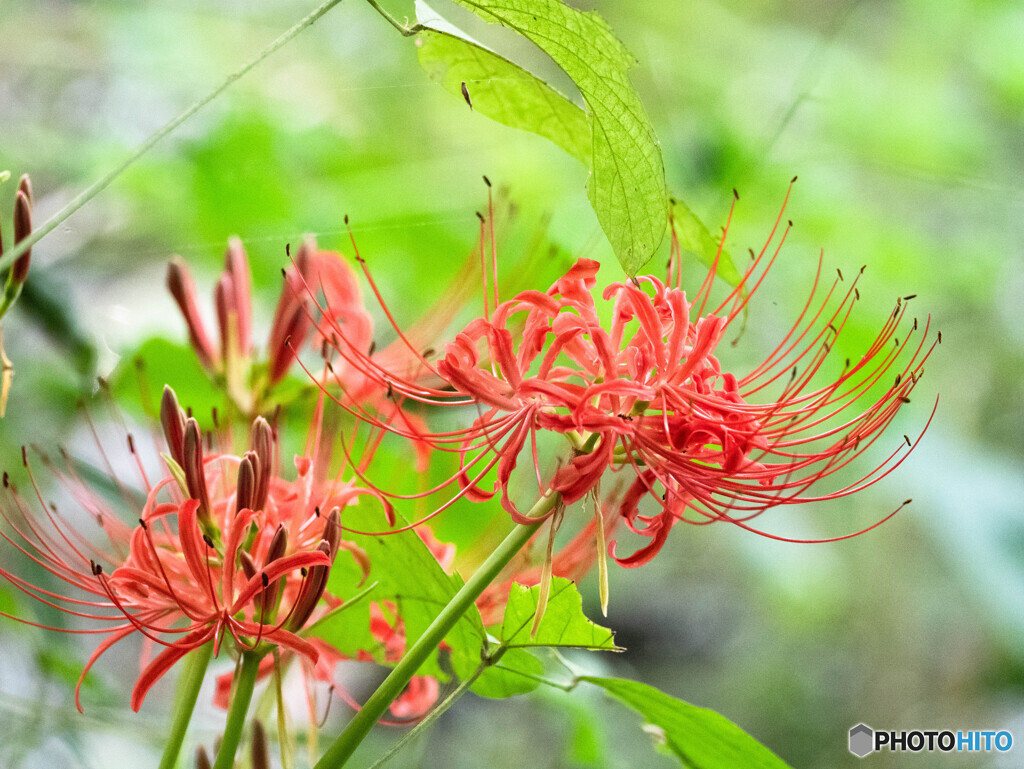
313 490 560 768
212 651 263 769
158 641 214 769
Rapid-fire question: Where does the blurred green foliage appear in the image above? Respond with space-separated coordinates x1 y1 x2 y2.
0 0 1023 767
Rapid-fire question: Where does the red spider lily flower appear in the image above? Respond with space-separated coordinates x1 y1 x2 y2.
167 237 374 414
312 184 939 568
0 385 383 713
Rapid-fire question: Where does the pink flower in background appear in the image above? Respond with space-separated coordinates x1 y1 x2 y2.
167 237 375 412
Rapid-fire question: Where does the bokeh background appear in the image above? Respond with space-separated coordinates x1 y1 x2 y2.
1 0 1022 767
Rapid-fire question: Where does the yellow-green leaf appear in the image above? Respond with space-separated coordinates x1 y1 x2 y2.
671 198 745 289
417 29 590 163
500 577 619 650
424 0 668 275
582 676 795 769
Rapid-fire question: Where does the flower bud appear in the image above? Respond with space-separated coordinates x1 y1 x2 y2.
194 746 211 769
259 524 287 613
235 453 257 516
182 418 212 525
322 507 341 559
251 719 269 769
287 540 332 631
160 386 186 467
167 257 219 371
224 237 252 359
11 189 31 286
249 417 273 510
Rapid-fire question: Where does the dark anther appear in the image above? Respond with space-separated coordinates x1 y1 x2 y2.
903 294 916 300
894 374 901 388
21 446 27 466
301 567 308 577
904 435 912 447
913 318 918 331
732 188 739 200
937 331 942 343
787 219 793 227
261 572 269 588
127 434 136 453
855 288 860 300
461 81 472 109
904 499 913 506
899 396 911 404
203 534 214 548
368 340 377 356
345 214 350 225
314 506 321 517
791 175 798 183
476 211 485 223
286 243 291 257
483 175 491 187
2 472 8 488
138 518 148 530
837 268 844 281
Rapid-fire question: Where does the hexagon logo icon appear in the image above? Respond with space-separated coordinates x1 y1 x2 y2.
849 723 874 758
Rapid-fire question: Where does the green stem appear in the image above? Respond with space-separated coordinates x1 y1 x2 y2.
363 0 424 37
366 668 482 769
313 491 559 769
0 0 346 274
212 651 262 769
158 641 214 769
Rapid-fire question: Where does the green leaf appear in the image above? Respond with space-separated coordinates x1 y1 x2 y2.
471 646 543 698
425 0 668 275
314 502 487 680
110 337 223 429
417 30 590 163
500 577 619 651
581 676 794 769
670 199 744 289
467 578 618 699
305 556 378 660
